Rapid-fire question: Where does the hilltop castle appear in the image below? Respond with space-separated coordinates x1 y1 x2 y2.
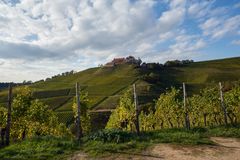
104 56 142 67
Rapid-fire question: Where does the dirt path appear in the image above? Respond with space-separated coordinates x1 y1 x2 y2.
69 137 240 160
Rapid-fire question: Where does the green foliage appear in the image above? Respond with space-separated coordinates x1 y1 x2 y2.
138 88 185 131
82 128 214 157
82 126 240 157
12 86 33 118
188 85 240 127
188 94 208 127
224 85 240 124
188 86 222 127
72 90 91 134
207 125 240 138
85 129 134 143
139 109 155 131
107 83 240 133
153 87 183 129
11 86 71 140
106 89 136 131
0 106 7 128
1 127 240 159
0 136 79 160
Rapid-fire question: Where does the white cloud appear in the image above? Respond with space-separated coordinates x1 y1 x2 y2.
200 17 221 33
135 43 153 53
158 32 174 42
212 15 240 39
142 31 207 63
0 0 239 82
187 0 228 22
169 34 206 55
200 15 240 39
158 8 185 30
187 1 212 20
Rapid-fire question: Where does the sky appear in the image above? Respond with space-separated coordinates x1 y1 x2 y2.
0 0 240 82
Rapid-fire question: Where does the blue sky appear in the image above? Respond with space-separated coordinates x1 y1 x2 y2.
0 0 239 82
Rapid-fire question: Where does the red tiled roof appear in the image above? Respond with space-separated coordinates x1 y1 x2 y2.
112 58 125 63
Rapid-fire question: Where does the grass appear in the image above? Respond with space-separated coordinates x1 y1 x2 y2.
82 128 214 156
206 125 240 138
0 136 79 160
82 126 240 157
0 126 240 159
148 57 240 95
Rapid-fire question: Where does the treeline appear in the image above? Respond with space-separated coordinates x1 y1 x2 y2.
106 82 240 131
141 59 194 69
0 82 32 90
35 70 76 83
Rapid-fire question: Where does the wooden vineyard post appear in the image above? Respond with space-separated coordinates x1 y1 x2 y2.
6 83 12 146
183 83 190 130
133 83 140 135
76 82 83 141
219 82 228 126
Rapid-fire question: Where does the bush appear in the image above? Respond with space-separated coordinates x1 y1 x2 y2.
85 129 134 143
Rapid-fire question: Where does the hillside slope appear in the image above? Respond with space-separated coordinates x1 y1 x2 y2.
0 57 240 124
148 57 240 94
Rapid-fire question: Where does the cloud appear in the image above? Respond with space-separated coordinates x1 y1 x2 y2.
200 15 240 39
142 30 207 63
0 0 239 82
232 40 240 46
200 17 221 32
0 0 161 58
0 40 59 60
0 0 188 58
212 15 240 39
234 2 240 9
169 33 206 55
187 1 213 20
187 0 229 23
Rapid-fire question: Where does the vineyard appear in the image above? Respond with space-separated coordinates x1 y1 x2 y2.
0 57 240 159
107 82 240 131
1 57 240 126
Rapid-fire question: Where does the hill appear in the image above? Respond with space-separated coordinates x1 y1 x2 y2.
0 57 240 125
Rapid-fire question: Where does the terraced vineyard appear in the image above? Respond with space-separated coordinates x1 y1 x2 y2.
0 57 240 126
